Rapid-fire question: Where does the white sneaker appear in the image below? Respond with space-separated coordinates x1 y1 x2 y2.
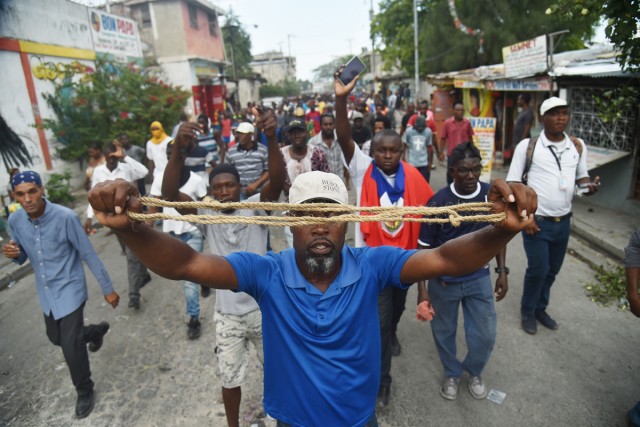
440 377 459 400
468 376 487 399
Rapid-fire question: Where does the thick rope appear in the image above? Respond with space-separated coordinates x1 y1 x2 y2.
127 197 506 227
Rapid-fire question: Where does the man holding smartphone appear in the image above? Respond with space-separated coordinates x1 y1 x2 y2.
506 97 600 335
334 64 434 409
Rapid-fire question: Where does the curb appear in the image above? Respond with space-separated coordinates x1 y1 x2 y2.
571 223 625 262
0 261 33 291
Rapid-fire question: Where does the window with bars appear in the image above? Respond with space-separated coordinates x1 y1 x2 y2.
188 4 198 29
569 87 636 152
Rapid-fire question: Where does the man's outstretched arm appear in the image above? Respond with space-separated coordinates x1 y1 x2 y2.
257 108 286 203
88 179 238 290
401 180 537 283
333 67 358 165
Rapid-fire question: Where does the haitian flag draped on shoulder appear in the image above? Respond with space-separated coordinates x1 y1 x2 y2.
360 161 433 249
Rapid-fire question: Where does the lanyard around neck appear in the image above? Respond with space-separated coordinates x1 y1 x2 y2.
547 145 563 171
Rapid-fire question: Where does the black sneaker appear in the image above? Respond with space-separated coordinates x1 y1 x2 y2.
88 322 110 353
391 333 401 357
128 296 140 310
201 286 211 298
535 310 559 330
75 389 95 419
521 312 537 334
187 317 201 339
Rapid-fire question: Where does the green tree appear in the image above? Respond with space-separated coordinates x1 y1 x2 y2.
259 79 301 98
372 0 600 75
547 0 640 71
312 54 353 82
41 60 190 161
221 11 253 79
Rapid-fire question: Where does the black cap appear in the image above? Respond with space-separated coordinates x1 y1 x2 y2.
288 120 306 132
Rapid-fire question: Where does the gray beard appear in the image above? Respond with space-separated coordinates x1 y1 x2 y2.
304 250 338 274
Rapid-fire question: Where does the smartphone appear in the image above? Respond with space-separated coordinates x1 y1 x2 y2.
337 56 366 86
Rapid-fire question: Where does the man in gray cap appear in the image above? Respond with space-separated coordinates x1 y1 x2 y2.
89 160 537 426
506 96 601 335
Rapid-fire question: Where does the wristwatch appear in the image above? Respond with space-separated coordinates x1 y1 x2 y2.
495 267 510 275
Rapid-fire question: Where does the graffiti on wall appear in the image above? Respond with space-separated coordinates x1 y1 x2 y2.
30 56 94 83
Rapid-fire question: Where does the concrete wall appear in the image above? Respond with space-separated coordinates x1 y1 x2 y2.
584 156 640 216
145 1 186 59
158 60 194 116
0 0 94 191
0 0 92 49
237 79 261 107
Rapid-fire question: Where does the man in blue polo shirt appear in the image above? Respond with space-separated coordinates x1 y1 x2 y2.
88 166 537 425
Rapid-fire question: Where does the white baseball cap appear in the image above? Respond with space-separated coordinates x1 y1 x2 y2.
289 171 349 205
236 122 255 134
540 97 568 116
352 111 364 120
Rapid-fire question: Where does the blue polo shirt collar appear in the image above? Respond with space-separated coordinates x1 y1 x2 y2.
281 247 362 300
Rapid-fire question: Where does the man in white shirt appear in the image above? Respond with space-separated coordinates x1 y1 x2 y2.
506 97 600 334
150 144 208 338
85 141 150 309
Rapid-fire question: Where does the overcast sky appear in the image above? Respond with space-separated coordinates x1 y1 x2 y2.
214 0 376 81
81 0 609 82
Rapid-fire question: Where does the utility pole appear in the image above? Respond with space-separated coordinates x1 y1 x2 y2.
369 0 375 93
547 29 569 96
413 0 419 102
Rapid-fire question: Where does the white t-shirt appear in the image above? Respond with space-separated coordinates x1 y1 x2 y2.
506 132 589 217
146 136 172 184
152 172 207 235
87 156 149 219
199 193 266 315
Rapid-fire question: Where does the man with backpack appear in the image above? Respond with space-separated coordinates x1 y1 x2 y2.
506 97 600 335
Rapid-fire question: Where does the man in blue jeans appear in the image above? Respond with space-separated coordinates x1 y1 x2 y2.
150 146 208 338
506 97 600 334
417 142 508 400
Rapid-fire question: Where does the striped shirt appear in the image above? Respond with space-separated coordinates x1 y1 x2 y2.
225 142 269 194
308 132 347 182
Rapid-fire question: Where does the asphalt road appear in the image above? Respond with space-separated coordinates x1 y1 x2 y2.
0 166 638 427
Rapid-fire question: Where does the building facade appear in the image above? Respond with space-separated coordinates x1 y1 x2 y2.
112 0 228 120
250 51 296 85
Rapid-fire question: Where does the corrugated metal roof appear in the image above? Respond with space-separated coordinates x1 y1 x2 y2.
425 45 638 82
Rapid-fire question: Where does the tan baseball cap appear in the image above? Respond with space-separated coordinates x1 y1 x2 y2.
236 122 255 134
289 171 348 205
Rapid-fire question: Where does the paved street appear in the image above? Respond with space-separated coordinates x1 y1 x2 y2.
1 167 639 426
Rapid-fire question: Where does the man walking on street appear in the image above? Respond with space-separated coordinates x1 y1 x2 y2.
438 103 475 184
88 167 536 427
506 96 600 334
4 171 119 419
152 142 209 335
309 113 350 188
417 142 508 401
403 116 434 183
85 142 150 309
226 122 269 200
162 108 285 427
334 68 434 409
